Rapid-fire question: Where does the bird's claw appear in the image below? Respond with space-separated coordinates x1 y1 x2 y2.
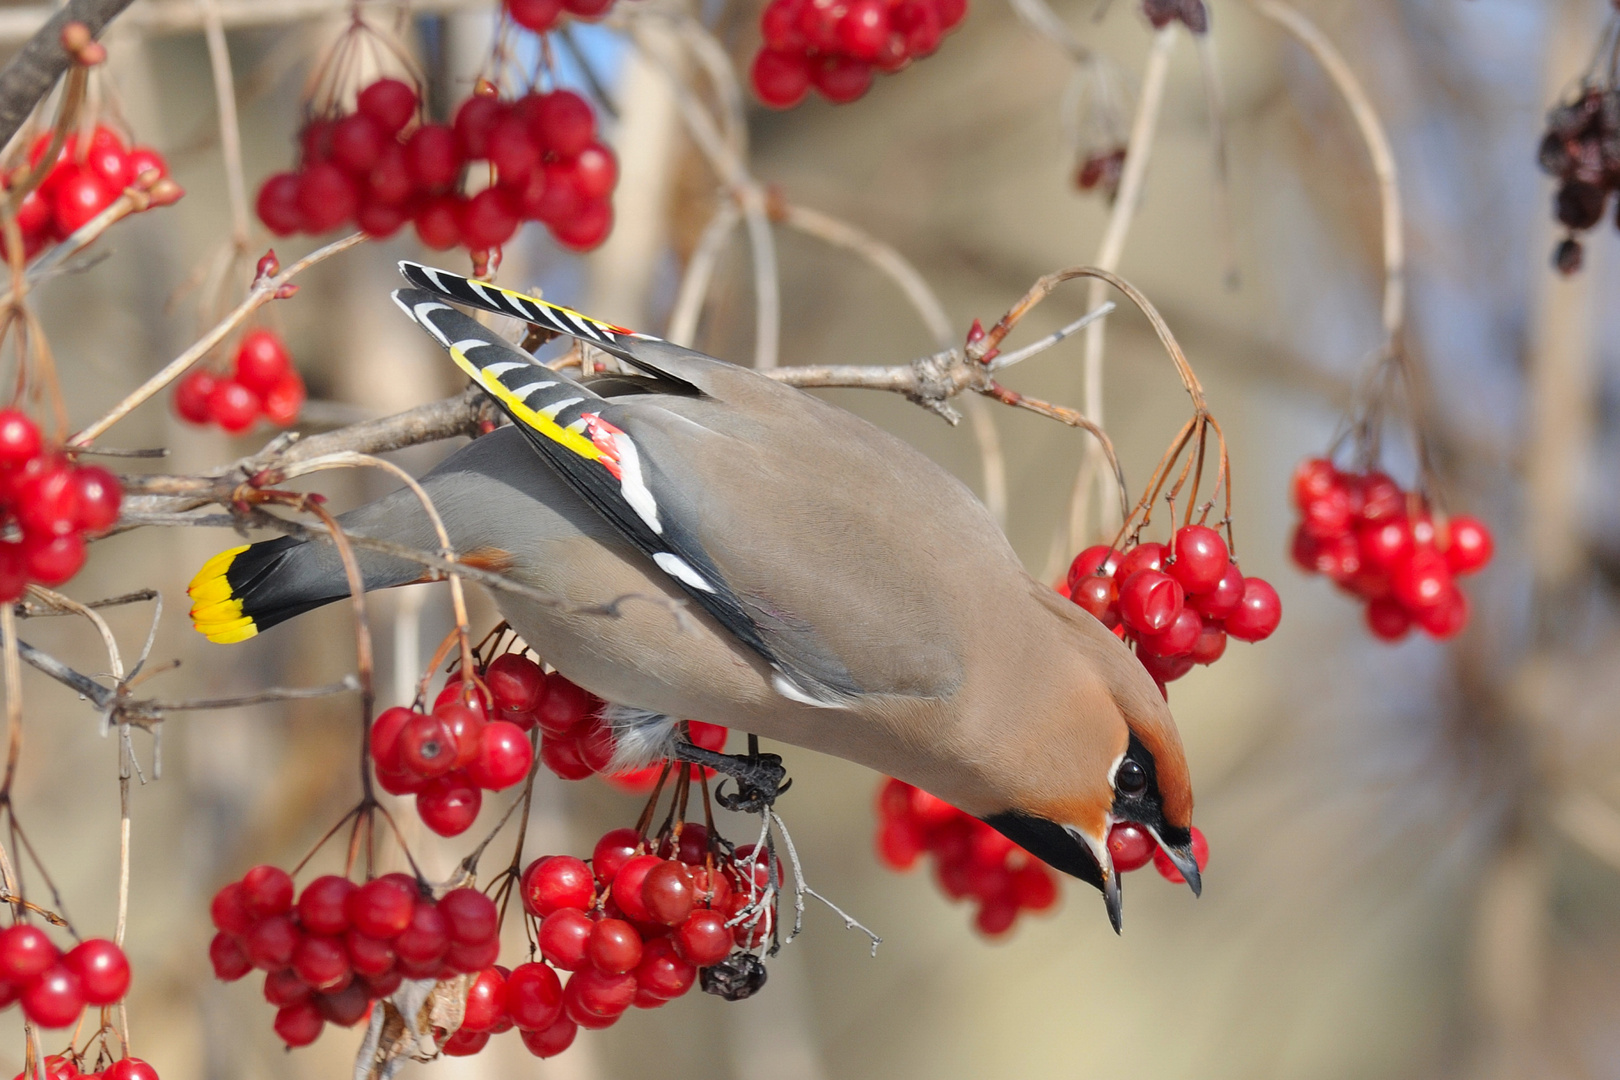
672 742 791 812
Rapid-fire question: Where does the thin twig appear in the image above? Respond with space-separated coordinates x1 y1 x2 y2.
198 0 251 246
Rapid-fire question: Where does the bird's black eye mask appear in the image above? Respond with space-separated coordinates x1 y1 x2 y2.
1112 732 1189 850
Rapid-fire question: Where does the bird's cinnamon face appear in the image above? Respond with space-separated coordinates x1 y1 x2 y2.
981 733 1199 933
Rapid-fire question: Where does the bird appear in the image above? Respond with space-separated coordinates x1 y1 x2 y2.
187 261 1201 931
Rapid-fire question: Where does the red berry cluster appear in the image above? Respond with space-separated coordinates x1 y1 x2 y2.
750 0 967 109
208 866 501 1048
1141 0 1208 32
0 925 131 1029
0 410 121 597
1536 81 1620 274
1103 820 1210 884
370 669 540 838
173 329 305 433
1063 525 1280 694
504 0 615 34
4 126 172 263
463 827 773 1055
257 80 617 255
12 1057 156 1080
1288 459 1493 642
875 779 1059 937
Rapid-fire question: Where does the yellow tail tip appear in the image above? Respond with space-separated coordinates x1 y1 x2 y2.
188 545 257 644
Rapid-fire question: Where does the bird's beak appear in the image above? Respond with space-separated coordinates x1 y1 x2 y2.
1067 825 1122 934
1150 829 1202 898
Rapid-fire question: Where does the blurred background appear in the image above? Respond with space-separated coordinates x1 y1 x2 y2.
0 0 1612 1077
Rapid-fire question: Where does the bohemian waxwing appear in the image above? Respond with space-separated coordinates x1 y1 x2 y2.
187 262 1200 930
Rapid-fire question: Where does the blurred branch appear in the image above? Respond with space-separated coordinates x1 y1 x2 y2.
0 0 135 152
0 0 492 43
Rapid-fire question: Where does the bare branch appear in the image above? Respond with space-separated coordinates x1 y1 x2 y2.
0 0 136 153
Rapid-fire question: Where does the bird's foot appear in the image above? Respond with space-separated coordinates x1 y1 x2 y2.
672 741 791 813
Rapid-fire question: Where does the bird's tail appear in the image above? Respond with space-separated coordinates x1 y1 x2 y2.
188 536 366 644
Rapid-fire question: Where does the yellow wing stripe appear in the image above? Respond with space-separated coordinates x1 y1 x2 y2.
490 282 629 337
447 344 607 465
187 544 259 644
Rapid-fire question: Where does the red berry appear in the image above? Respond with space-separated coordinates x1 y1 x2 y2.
316 980 372 1026
1415 585 1469 640
454 96 507 160
1151 826 1209 884
437 888 497 948
1136 647 1193 688
13 1057 74 1080
592 827 642 884
1068 573 1120 628
1357 517 1414 572
1191 563 1244 619
405 125 462 191
551 198 612 252
434 700 486 770
812 55 872 104
1351 472 1404 523
522 855 595 917
534 91 595 157
538 908 593 971
256 172 303 235
292 934 351 991
393 900 450 966
460 187 520 248
937 0 966 30
611 855 661 923
586 918 643 974
233 329 291 395
1168 525 1229 595
16 460 80 537
207 378 259 433
1114 542 1167 581
21 962 81 1027
520 1015 578 1057
634 936 696 999
443 933 501 975
442 1028 490 1056
295 162 359 232
22 532 85 586
0 410 40 466
1300 480 1353 539
72 466 121 533
413 194 463 250
369 706 416 773
0 924 56 983
126 146 168 183
1290 458 1338 508
365 142 412 206
357 78 418 135
398 712 458 778
1444 515 1493 575
65 938 130 1004
1139 606 1200 658
508 0 565 32
536 674 596 736
462 966 507 1031
565 966 636 1020
1067 545 1122 590
209 931 251 981
330 113 386 175
347 877 416 939
673 909 731 967
641 860 697 926
540 733 594 780
572 143 617 200
1012 863 1058 910
104 1059 158 1080
174 369 217 424
1118 569 1184 633
416 775 482 836
52 170 116 235
1107 821 1157 872
274 1001 324 1047
297 875 354 936
343 929 395 976
507 960 565 1031
1224 577 1281 642
242 864 295 918
1189 621 1227 665
488 116 541 182
261 371 305 427
1365 596 1411 641
894 0 943 55
245 914 299 971
208 882 253 936
468 719 533 789
262 967 311 1006
1392 548 1451 611
563 0 614 15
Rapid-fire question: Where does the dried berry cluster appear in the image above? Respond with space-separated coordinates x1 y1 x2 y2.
1074 147 1127 200
1063 525 1281 693
15 1057 156 1080
173 328 305 433
750 0 967 108
1288 459 1493 642
0 410 121 597
1140 0 1208 32
4 127 172 263
1537 81 1620 274
208 867 501 1047
0 926 130 1029
875 779 1059 936
257 80 617 255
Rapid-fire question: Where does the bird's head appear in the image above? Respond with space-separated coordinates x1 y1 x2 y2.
980 587 1200 932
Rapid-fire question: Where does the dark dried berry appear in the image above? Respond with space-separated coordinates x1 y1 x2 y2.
1554 237 1584 275
1555 181 1607 229
699 952 768 1001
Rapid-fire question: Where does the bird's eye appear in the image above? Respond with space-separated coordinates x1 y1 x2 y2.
1116 760 1147 795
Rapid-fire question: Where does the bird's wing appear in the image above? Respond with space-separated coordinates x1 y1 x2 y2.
391 287 858 707
396 261 745 398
